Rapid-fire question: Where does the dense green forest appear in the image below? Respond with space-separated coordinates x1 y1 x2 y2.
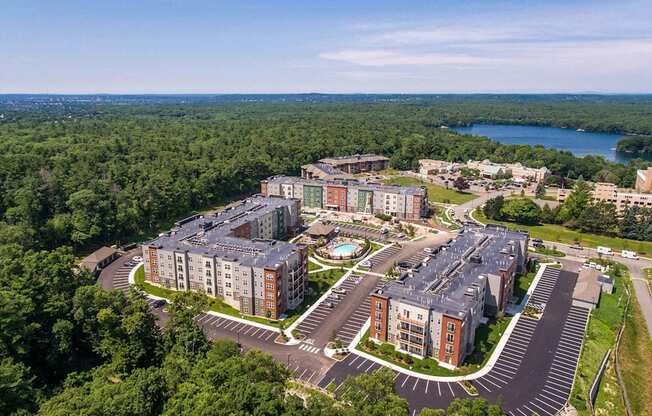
616 135 652 156
3 96 652 415
1 99 651 252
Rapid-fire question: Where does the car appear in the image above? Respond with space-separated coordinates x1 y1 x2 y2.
397 233 405 238
622 250 639 260
331 287 347 295
423 247 434 254
132 256 143 263
397 261 411 269
571 243 582 250
597 246 614 256
360 260 372 268
152 299 167 309
325 302 334 308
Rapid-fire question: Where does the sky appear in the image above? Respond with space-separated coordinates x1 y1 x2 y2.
1 0 651 94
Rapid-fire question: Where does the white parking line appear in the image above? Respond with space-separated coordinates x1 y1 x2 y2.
529 399 554 416
425 380 429 394
257 331 269 339
365 362 375 372
437 381 441 395
401 375 410 388
348 355 361 366
447 383 454 396
544 383 569 397
474 379 491 392
541 388 567 403
250 328 261 337
413 378 419 391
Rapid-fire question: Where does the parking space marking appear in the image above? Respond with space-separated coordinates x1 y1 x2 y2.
400 375 410 388
425 380 429 394
413 378 419 391
447 383 454 396
348 355 360 366
437 381 441 395
474 379 491 392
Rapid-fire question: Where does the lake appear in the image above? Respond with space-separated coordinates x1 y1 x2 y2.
453 124 645 163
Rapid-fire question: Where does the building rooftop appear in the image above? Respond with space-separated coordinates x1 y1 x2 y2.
376 225 528 319
319 153 389 165
80 246 118 270
264 175 427 196
573 268 602 305
145 196 303 269
301 163 353 179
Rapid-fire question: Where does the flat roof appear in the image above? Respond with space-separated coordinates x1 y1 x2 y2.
377 225 528 318
145 196 302 268
319 153 389 165
573 268 602 305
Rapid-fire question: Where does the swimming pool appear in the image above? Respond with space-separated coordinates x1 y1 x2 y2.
332 243 358 257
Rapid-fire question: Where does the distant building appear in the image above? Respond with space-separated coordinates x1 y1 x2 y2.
261 176 428 220
466 160 549 182
558 182 652 213
80 247 120 276
572 268 604 310
318 154 390 174
370 225 529 368
301 163 354 180
418 160 461 175
635 167 652 193
142 196 307 320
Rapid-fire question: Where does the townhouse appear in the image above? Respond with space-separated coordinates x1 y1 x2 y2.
260 175 429 219
142 196 307 320
370 225 528 368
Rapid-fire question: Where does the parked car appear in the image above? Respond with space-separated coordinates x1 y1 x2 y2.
331 287 347 295
570 243 582 250
152 299 167 309
360 260 372 268
132 256 143 262
597 246 614 256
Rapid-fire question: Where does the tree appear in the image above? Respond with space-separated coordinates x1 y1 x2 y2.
575 201 619 235
339 367 409 415
500 198 541 225
558 180 593 222
0 357 37 415
163 292 210 359
483 196 504 220
535 183 546 199
447 398 503 416
453 176 469 192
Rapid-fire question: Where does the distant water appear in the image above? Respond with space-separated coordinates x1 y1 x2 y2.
453 124 646 163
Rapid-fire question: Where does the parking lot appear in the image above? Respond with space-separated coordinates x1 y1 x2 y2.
369 245 401 272
195 312 279 343
294 275 364 340
334 280 384 345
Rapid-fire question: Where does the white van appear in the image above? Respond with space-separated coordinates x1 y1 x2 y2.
597 246 613 256
622 250 639 260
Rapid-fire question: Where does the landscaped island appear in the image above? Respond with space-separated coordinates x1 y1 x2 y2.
616 135 652 156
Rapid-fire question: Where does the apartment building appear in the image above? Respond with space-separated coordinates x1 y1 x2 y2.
558 182 652 213
466 160 550 182
300 163 353 181
318 154 390 174
260 175 429 219
418 159 461 175
142 196 307 320
370 225 528 368
635 167 652 193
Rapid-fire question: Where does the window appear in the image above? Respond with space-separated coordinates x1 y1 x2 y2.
403 310 410 319
446 333 454 343
447 322 456 332
266 283 273 289
445 344 454 354
225 282 232 288
207 287 212 294
206 270 211 277
177 265 183 272
376 301 382 310
177 257 183 263
225 273 231 279
206 280 212 286
374 322 381 331
224 264 231 270
417 314 423 321
205 261 211 268
375 312 381 320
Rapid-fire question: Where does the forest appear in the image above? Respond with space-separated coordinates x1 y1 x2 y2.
616 135 652 156
1 97 651 253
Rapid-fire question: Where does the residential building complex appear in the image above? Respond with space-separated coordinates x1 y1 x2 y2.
466 160 550 182
261 175 429 219
635 167 652 193
318 153 390 174
557 182 652 213
301 162 354 180
142 196 307 320
418 159 550 183
370 225 528 367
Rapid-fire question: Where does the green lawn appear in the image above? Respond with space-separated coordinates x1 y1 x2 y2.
571 260 627 414
513 270 536 304
534 246 566 257
357 317 511 377
474 210 652 255
383 176 477 205
283 268 347 327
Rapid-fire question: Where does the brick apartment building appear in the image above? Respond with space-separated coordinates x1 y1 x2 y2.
142 196 307 319
261 175 429 219
370 225 528 367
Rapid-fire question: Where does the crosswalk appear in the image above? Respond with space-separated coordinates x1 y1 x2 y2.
298 343 321 354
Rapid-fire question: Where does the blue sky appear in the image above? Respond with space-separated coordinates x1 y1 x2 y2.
1 0 651 93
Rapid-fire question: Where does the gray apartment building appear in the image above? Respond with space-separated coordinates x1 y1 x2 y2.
370 225 528 367
142 196 307 320
260 176 429 219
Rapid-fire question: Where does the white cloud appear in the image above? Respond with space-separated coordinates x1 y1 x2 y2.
319 49 499 67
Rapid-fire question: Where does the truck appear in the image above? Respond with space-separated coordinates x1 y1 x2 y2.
597 246 614 256
621 250 639 260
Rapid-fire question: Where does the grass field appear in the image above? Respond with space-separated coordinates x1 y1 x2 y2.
474 210 652 255
619 278 652 415
383 176 477 205
513 270 536 304
570 261 627 414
